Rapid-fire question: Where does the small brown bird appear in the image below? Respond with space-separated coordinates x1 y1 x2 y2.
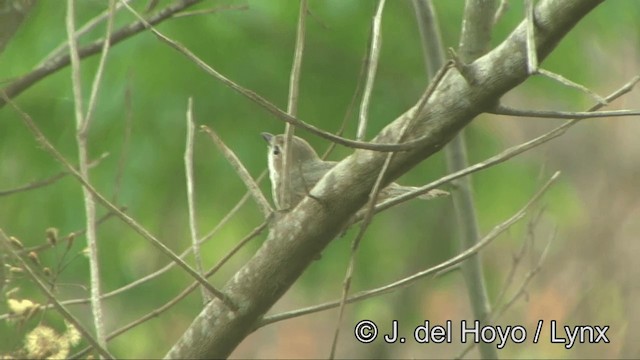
261 132 448 210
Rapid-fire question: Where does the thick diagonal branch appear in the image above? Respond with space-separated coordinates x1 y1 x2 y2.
164 1 604 358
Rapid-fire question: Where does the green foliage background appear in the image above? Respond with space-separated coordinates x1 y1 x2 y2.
1 0 639 358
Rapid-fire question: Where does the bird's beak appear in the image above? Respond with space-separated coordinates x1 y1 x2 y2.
261 132 274 144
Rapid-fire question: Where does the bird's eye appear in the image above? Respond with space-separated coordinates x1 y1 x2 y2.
273 145 280 156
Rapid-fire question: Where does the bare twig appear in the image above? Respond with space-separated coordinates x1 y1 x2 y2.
67 0 84 123
259 172 559 328
321 31 371 159
0 153 108 197
16 180 269 320
119 1 445 153
330 57 438 358
329 153 390 357
537 68 608 104
412 0 446 77
185 98 208 303
2 93 237 311
198 170 266 243
281 0 308 210
207 221 268 277
422 2 498 358
493 226 554 321
286 0 306 119
173 4 249 18
66 0 110 347
13 209 118 261
36 0 130 68
525 0 538 74
0 172 67 197
458 226 556 359
524 4 607 105
493 0 510 25
523 25 608 106
2 211 257 323
371 76 639 215
491 104 640 119
70 221 268 359
0 230 114 359
0 0 204 109
356 0 385 141
84 0 116 132
200 125 272 217
492 206 544 309
330 151 394 358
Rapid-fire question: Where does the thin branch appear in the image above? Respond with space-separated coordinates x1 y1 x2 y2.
1 0 206 109
432 2 498 358
119 1 447 153
356 0 385 141
412 0 446 77
330 60 438 358
492 206 544 309
172 4 249 18
200 125 273 217
525 0 538 74
66 0 107 348
185 97 208 303
329 152 393 358
456 227 556 360
15 181 269 319
0 230 114 359
537 68 608 104
329 153 389 357
16 208 119 257
67 0 84 124
84 0 116 134
491 104 640 119
2 93 237 312
321 30 372 159
208 221 269 277
286 0 306 117
369 75 639 222
70 221 268 359
458 0 499 62
0 172 65 197
51 245 200 311
493 0 510 25
524 7 608 106
36 0 130 68
491 226 554 322
259 172 559 328
24 219 266 331
198 170 266 243
112 78 133 203
281 0 308 210
0 153 108 197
